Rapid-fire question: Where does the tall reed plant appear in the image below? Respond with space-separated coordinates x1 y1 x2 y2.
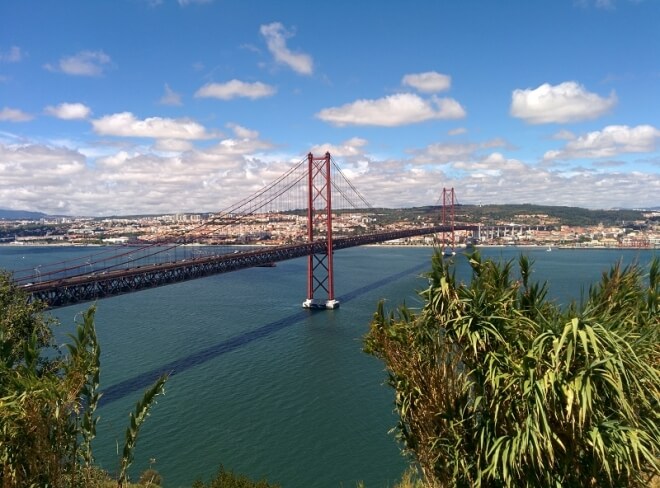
365 251 659 487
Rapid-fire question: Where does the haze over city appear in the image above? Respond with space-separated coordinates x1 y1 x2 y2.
1 0 659 216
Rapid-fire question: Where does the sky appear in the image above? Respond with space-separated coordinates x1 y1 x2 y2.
1 0 659 216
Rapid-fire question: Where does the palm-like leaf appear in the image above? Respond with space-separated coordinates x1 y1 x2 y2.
365 251 659 487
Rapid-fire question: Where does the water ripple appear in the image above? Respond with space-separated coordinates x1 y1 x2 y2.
99 261 428 406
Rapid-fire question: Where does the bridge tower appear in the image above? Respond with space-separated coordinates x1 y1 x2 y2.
302 152 339 309
441 187 456 255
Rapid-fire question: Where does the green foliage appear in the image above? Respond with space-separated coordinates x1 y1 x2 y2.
0 272 167 488
191 465 280 488
365 251 659 487
65 307 102 470
0 281 97 486
118 375 167 488
137 468 162 486
0 269 56 368
392 467 425 488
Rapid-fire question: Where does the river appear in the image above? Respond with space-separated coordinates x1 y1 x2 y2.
0 245 656 487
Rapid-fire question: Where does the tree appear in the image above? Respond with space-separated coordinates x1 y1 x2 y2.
0 271 166 488
0 270 56 368
365 251 659 487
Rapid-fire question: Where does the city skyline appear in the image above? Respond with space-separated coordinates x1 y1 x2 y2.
1 0 659 216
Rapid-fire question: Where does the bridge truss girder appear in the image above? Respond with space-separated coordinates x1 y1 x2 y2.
26 225 476 310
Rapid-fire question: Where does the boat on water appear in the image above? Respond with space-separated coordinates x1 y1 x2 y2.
546 246 552 252
443 248 456 257
465 238 478 250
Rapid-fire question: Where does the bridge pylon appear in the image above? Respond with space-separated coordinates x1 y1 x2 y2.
441 187 456 256
302 152 339 310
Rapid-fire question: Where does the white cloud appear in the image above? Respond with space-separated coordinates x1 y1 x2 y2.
0 107 33 122
552 129 576 140
92 112 215 139
510 81 617 124
0 129 280 215
343 145 659 210
260 22 313 75
448 127 467 136
402 71 451 93
412 143 481 164
159 84 182 106
0 144 85 177
1 130 658 215
0 46 22 63
410 139 506 164
44 102 91 120
87 137 276 214
311 137 369 158
0 143 84 173
436 98 466 118
227 123 259 139
0 143 88 214
45 50 113 76
153 139 194 152
544 124 660 160
452 152 526 176
592 160 626 168
316 93 466 127
195 80 276 100
457 168 658 209
207 137 273 157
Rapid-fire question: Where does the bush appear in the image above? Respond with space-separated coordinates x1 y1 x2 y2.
0 271 166 488
138 468 162 486
365 251 659 487
192 465 280 488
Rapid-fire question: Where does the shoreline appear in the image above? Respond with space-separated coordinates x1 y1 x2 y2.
1 242 655 251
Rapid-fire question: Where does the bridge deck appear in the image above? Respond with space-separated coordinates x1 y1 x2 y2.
23 225 475 309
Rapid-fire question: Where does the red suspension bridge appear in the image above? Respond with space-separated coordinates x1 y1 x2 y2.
14 153 476 309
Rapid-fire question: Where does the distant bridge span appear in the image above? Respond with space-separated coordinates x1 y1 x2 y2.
25 224 475 309
16 153 473 309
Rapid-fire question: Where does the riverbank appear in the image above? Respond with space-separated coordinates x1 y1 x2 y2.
2 241 657 251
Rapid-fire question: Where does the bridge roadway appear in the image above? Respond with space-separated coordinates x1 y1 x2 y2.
23 224 475 309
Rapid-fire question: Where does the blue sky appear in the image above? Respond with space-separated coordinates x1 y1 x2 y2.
1 0 659 216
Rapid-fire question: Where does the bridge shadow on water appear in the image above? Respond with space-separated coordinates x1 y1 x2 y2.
99 261 429 407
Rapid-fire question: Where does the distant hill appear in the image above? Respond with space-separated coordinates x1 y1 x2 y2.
358 204 650 227
456 204 648 227
0 209 49 220
0 204 653 225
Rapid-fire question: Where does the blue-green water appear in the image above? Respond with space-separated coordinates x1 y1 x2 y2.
0 246 656 487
